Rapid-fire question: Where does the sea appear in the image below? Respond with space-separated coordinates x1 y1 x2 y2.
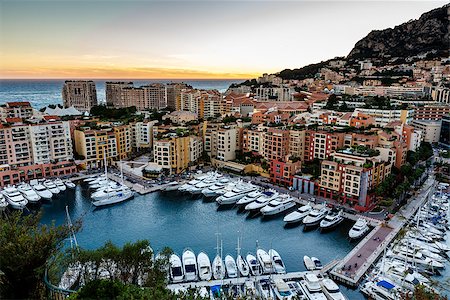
35 184 365 299
0 79 242 108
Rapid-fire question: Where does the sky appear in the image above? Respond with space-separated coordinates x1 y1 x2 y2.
0 0 447 79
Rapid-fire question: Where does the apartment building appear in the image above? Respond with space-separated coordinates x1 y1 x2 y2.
166 83 191 110
113 125 132 160
120 87 146 110
180 89 201 113
29 122 73 164
343 133 379 149
74 128 118 168
410 120 442 143
62 80 97 112
304 131 344 161
163 111 197 125
153 136 190 174
189 136 203 163
133 121 157 149
263 128 289 162
255 87 293 101
270 159 301 187
106 82 133 107
216 126 237 162
289 129 305 160
203 122 220 158
439 114 450 148
319 149 391 211
144 84 166 109
199 91 222 119
431 86 450 104
242 127 264 154
0 102 34 121
377 131 407 168
354 108 413 126
414 105 450 121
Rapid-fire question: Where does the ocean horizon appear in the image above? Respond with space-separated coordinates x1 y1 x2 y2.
0 78 246 109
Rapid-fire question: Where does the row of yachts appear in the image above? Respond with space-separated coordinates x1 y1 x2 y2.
82 174 134 207
0 178 75 210
361 191 450 300
166 172 371 240
169 248 347 300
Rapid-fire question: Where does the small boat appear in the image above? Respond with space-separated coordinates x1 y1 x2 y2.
83 175 99 183
311 257 323 270
17 183 41 203
321 278 347 300
169 254 184 283
283 203 312 224
269 249 286 274
303 204 329 228
244 191 278 211
257 249 272 274
236 255 250 277
2 186 28 209
272 279 295 300
348 218 370 239
320 210 344 230
224 255 238 278
246 253 262 276
64 180 76 189
197 251 212 281
299 273 327 300
92 188 134 207
54 179 67 191
182 248 197 281
303 255 316 271
216 183 258 205
212 254 226 280
31 183 53 200
43 180 60 194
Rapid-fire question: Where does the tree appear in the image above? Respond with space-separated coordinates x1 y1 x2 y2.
0 212 80 298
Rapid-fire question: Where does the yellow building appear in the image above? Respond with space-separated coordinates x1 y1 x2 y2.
113 125 132 160
74 128 118 169
153 136 190 174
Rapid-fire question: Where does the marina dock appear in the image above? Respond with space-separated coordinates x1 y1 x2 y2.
330 176 436 287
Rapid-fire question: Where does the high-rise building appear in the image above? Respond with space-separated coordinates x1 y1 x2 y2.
165 83 191 110
144 84 166 109
153 136 190 174
62 80 97 112
120 87 146 110
106 82 133 107
439 114 450 148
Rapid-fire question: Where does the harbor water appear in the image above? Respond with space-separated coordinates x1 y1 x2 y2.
37 184 365 299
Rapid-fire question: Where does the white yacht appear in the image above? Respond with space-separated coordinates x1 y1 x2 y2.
202 183 226 198
17 183 41 203
303 204 329 228
236 255 250 277
224 255 238 278
54 179 67 192
182 248 197 282
91 183 130 201
236 190 263 206
303 255 316 271
64 180 76 189
244 191 278 211
256 249 272 274
387 248 444 269
43 180 60 194
92 188 134 207
89 179 109 190
197 251 212 281
311 257 323 270
216 183 258 205
31 183 53 200
272 279 295 300
0 194 8 210
189 179 217 195
269 249 286 274
83 175 99 183
169 254 184 283
212 254 226 280
260 195 295 216
246 253 262 276
162 181 180 192
321 278 347 300
320 210 344 230
299 273 327 300
348 218 370 239
2 186 28 209
283 203 312 224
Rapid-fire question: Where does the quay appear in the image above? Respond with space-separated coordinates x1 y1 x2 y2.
330 175 436 287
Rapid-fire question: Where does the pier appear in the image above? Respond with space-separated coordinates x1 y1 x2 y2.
330 175 436 287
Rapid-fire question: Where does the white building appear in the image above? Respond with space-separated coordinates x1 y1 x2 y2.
133 121 157 149
29 122 73 164
255 87 293 101
411 120 442 143
216 126 237 161
354 108 413 127
189 136 203 163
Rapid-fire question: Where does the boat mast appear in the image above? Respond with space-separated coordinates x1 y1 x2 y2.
120 160 124 184
65 205 79 256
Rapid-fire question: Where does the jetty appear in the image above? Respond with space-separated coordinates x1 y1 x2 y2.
330 175 436 287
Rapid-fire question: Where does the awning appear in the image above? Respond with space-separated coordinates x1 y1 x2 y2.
377 280 395 289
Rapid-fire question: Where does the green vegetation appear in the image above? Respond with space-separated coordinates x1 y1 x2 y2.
90 105 138 122
0 212 80 298
300 158 321 179
278 60 332 80
406 142 433 166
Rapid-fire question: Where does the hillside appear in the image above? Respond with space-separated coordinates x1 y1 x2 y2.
347 4 449 60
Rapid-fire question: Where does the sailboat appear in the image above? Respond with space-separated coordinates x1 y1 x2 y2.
92 155 134 207
212 234 226 280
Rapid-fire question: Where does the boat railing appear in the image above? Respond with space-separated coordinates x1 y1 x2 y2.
43 268 76 299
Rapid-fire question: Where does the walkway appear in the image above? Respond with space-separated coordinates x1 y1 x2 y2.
330 175 436 287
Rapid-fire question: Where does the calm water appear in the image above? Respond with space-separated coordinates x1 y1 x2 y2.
0 79 242 108
37 184 365 299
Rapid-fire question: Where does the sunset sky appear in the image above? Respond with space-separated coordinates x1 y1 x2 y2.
0 1 447 79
